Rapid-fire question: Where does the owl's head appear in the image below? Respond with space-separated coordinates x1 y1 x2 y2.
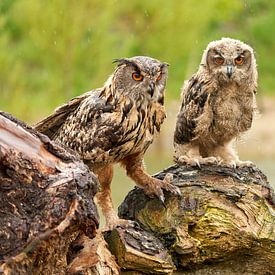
200 38 257 85
110 56 169 104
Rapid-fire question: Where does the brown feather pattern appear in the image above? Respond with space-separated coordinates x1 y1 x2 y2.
174 38 258 166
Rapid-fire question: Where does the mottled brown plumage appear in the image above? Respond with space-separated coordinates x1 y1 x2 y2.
174 38 258 167
36 56 180 229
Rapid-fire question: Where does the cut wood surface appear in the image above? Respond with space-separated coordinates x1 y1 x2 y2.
0 112 99 274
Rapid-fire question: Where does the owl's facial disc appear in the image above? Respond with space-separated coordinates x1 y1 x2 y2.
225 55 245 78
130 69 156 97
212 54 235 78
208 47 251 82
113 56 168 102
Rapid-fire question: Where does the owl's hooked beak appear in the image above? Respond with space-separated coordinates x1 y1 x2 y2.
226 64 234 78
148 82 155 97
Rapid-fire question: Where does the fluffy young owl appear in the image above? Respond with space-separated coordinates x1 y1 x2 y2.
36 56 180 230
174 38 258 167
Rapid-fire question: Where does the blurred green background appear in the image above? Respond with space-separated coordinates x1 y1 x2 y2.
1 0 274 215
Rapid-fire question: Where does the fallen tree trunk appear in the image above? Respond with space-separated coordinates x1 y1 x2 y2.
0 112 102 274
110 164 275 274
1 111 274 274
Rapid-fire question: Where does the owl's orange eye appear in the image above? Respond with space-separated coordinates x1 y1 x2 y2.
235 56 244 65
214 56 224 65
156 73 162 81
132 72 143 81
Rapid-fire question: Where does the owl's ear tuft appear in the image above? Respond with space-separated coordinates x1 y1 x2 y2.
113 58 140 71
161 62 170 68
113 58 128 65
113 58 133 66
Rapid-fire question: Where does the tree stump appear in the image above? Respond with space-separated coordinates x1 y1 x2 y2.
106 164 275 274
0 112 103 274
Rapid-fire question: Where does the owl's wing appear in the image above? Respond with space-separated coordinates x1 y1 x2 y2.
36 89 125 163
35 91 93 139
174 75 211 144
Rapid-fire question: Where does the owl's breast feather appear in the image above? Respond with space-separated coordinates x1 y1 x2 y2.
208 90 254 142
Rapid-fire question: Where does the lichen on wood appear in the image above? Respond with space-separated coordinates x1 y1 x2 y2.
115 164 275 274
1 111 274 274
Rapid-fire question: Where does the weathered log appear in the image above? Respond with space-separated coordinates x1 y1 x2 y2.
0 112 102 274
105 164 275 274
1 111 274 274
105 225 175 274
67 232 120 274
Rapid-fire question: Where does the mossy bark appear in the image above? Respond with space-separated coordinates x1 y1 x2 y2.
112 164 275 274
1 112 274 274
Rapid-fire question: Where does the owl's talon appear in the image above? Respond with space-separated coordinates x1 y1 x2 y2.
221 160 237 168
144 183 165 201
163 183 181 196
195 159 201 168
162 174 181 196
220 159 254 168
204 156 219 164
177 156 201 167
237 160 254 167
144 176 181 202
178 155 219 167
159 194 165 204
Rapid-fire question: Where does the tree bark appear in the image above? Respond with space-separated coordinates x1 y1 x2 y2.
0 112 103 274
112 164 275 274
1 111 274 274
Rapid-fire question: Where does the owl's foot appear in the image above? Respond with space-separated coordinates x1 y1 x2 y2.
238 160 255 167
144 173 181 203
178 155 219 167
221 159 255 168
161 173 181 195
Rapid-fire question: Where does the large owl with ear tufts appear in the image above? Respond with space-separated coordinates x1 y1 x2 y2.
174 38 258 167
36 56 180 230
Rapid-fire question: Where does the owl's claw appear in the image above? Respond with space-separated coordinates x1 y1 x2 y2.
238 160 255 167
221 159 254 168
178 155 200 167
219 160 235 168
144 182 164 201
159 194 165 204
162 173 181 196
144 174 181 203
178 155 218 167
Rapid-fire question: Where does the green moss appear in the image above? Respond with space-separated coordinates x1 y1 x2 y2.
137 196 185 234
